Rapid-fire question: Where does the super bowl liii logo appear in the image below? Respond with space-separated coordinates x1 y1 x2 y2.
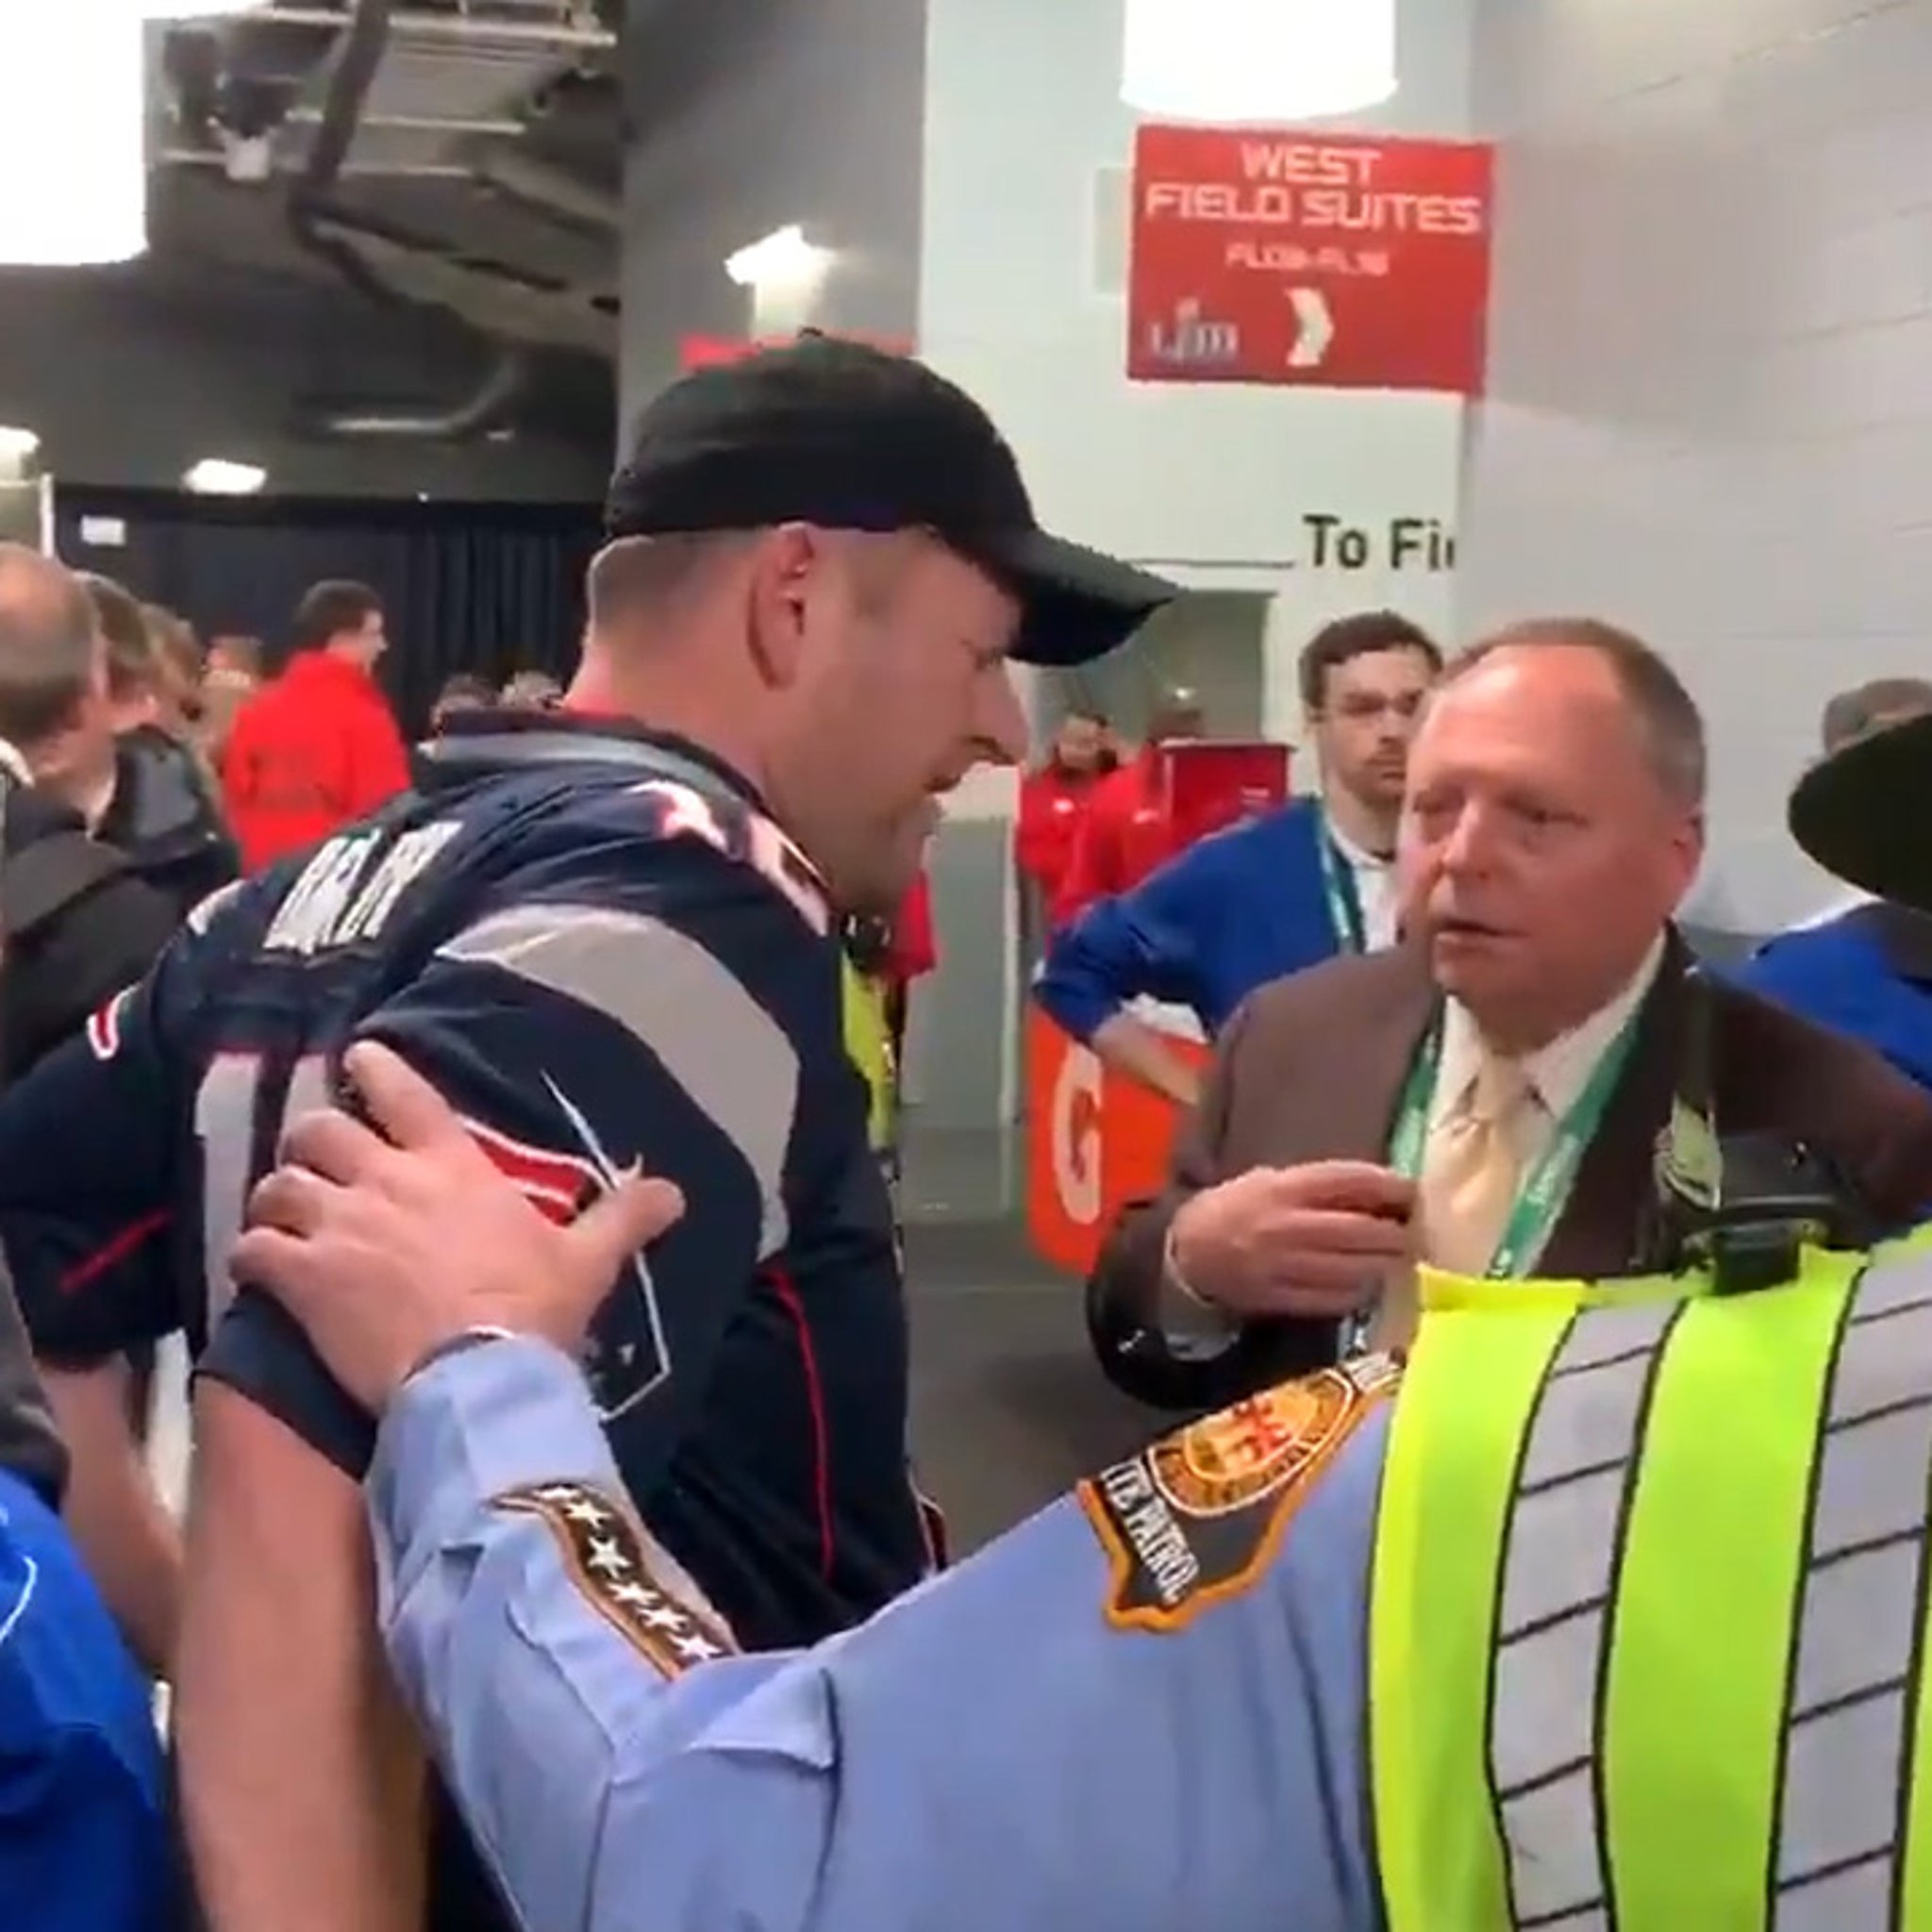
1143 298 1242 370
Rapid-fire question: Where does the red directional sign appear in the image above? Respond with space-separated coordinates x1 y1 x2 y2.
1125 125 1493 394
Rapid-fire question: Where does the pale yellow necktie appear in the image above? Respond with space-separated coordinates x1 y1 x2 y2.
1419 1051 1541 1278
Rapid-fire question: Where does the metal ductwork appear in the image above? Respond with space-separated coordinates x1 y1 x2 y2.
467 145 619 235
299 209 617 357
303 347 528 440
289 0 527 441
287 0 394 308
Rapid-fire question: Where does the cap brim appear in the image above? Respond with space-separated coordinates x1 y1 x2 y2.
1789 709 1932 908
976 529 1182 668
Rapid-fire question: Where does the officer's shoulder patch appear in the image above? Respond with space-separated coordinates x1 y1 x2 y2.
1078 1355 1399 1633
494 1480 736 1678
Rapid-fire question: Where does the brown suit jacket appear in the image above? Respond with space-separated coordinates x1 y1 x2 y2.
1092 931 1932 1374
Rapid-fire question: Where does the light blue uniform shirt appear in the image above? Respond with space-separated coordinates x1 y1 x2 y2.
370 1338 1386 1932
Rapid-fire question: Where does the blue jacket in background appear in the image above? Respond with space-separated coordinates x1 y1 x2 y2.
1032 797 1346 1042
0 1465 170 1931
1732 903 1932 1096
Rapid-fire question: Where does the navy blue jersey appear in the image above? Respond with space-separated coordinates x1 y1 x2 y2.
0 719 932 1640
0 720 939 1929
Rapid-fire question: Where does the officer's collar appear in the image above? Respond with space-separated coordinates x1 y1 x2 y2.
417 710 765 810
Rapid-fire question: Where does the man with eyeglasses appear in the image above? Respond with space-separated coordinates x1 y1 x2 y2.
1035 611 1441 1108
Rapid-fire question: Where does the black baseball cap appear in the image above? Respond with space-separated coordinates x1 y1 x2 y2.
1789 708 1932 909
605 335 1178 667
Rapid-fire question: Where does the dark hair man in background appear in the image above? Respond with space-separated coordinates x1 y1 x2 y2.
1036 610 1441 1107
1731 675 1932 1091
220 578 411 872
81 575 238 921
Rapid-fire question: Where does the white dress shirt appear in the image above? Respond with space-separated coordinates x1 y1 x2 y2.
1325 818 1399 952
1429 934 1667 1160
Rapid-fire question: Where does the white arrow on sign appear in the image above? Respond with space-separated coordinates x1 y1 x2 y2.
1287 287 1335 369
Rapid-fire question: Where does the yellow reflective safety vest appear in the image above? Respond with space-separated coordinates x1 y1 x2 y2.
840 954 897 1164
1372 1237 1932 1928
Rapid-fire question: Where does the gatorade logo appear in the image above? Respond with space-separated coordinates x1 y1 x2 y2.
1050 1043 1105 1225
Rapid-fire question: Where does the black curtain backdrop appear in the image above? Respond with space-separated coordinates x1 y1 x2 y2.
53 487 603 733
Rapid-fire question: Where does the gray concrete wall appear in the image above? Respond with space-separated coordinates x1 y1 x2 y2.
1460 0 1932 932
619 0 927 422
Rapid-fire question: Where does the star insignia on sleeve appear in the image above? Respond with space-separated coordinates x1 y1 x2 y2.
494 1480 736 1677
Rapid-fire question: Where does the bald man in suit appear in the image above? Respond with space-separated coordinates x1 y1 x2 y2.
1090 621 1932 1388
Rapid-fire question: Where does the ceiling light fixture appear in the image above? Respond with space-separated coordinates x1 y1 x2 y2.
1121 0 1397 124
0 5 148 267
724 225 831 290
183 458 269 495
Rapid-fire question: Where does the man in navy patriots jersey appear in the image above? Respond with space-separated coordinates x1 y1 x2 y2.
0 337 1175 1932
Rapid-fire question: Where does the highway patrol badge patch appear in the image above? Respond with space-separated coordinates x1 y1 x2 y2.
1079 1355 1400 1633
494 1481 736 1679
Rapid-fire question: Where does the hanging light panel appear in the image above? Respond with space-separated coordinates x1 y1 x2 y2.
0 3 149 266
1121 0 1398 125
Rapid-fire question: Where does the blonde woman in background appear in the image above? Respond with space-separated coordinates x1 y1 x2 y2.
198 634 262 772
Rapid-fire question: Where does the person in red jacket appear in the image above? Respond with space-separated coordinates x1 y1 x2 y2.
221 580 412 872
1015 707 1115 924
1052 690 1203 924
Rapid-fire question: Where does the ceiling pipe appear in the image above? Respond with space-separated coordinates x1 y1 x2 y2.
286 0 526 440
468 145 619 233
304 348 528 440
247 7 612 52
170 149 474 177
285 0 395 308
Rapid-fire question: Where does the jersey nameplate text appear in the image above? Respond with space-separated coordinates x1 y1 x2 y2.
262 820 464 957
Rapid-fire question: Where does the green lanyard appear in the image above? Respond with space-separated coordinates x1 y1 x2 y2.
1314 811 1369 954
1386 1009 1641 1278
